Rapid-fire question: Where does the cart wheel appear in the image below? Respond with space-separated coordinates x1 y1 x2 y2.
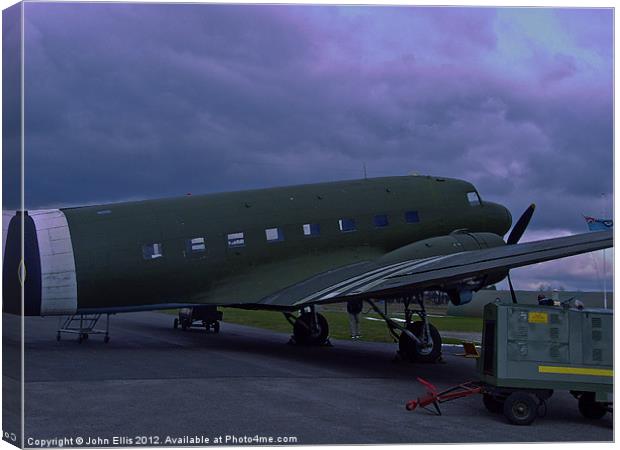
578 393 607 419
104 336 110 344
503 392 538 426
173 318 179 329
483 393 504 414
213 321 220 334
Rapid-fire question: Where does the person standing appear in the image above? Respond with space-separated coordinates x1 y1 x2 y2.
347 299 363 339
537 293 554 306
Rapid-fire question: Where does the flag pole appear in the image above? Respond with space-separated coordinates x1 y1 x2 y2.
584 211 608 309
601 246 607 309
601 194 607 309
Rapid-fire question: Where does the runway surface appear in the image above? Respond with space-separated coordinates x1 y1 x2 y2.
4 311 613 446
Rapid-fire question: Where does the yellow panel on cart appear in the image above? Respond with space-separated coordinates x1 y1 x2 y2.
538 365 613 377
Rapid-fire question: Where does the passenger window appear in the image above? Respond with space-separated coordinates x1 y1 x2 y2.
227 232 245 248
374 214 389 228
142 243 163 259
339 218 357 232
186 237 206 254
265 227 284 242
405 211 420 223
467 191 481 206
303 223 321 236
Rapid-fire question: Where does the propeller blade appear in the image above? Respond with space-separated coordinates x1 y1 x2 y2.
507 272 517 304
507 203 536 245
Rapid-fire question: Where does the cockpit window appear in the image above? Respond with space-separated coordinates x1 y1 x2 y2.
467 191 481 206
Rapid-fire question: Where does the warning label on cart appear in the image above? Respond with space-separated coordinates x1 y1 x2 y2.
528 311 548 324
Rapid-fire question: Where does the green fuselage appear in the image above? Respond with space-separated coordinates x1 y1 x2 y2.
61 175 511 311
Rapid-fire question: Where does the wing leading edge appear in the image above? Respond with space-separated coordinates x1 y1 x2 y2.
257 230 612 308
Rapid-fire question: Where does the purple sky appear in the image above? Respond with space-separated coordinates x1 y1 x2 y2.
13 3 614 291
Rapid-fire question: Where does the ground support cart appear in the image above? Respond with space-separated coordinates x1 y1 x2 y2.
477 301 612 425
173 306 223 333
406 301 612 425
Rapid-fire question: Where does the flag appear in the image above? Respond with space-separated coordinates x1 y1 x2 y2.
584 216 613 232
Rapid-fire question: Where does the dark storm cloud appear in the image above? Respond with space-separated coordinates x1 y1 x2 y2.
20 4 612 289
2 3 22 208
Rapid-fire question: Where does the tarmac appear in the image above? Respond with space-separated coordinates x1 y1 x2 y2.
2 311 613 446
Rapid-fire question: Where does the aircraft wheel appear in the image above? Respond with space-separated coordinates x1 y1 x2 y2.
293 312 329 345
104 336 110 344
483 393 504 414
399 321 442 363
503 392 538 426
578 392 607 419
173 318 179 329
56 332 61 342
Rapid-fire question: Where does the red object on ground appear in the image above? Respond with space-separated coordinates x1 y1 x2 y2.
406 377 482 415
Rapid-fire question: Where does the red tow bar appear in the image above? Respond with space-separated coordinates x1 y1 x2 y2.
406 377 482 415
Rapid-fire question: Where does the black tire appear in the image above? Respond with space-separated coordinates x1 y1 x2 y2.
578 392 607 419
173 318 179 329
104 336 110 344
483 393 504 414
213 321 220 334
503 392 538 426
398 321 442 363
56 333 61 342
293 312 329 345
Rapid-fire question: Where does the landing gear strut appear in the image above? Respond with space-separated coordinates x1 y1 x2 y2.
284 306 330 345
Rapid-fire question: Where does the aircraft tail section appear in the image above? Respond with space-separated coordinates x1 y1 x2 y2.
2 210 77 316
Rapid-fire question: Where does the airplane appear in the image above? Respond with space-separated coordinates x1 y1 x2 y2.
2 174 612 361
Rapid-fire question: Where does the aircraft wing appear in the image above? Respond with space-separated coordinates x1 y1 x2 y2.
257 230 612 308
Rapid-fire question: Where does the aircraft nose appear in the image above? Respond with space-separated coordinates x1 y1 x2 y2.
503 205 513 235
485 201 512 236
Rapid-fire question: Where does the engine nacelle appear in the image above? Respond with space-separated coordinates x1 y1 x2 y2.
377 231 508 305
447 289 474 306
378 230 505 265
